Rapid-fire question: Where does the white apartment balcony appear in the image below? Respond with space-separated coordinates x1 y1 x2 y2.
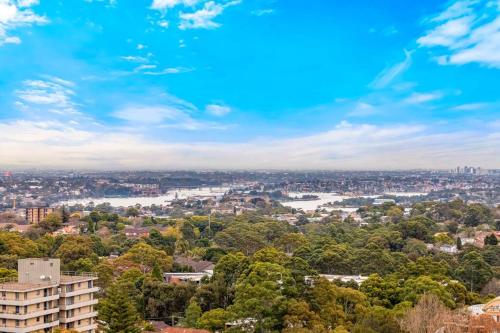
0 307 59 320
59 298 98 310
59 311 98 324
0 320 59 333
59 287 99 298
0 294 59 306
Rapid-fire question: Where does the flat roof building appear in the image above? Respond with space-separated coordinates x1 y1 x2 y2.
25 208 55 224
0 258 98 333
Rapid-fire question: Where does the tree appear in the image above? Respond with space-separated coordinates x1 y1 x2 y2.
198 308 228 332
151 261 163 281
61 206 70 224
99 282 140 333
400 293 464 333
279 233 307 254
39 212 62 232
126 207 139 217
484 233 498 246
464 204 491 227
456 251 493 291
456 237 463 250
214 223 266 255
55 236 95 267
184 301 202 328
352 306 402 333
283 299 324 332
0 268 17 278
228 262 290 332
118 242 173 273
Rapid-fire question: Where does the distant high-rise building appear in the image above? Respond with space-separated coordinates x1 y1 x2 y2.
26 207 55 224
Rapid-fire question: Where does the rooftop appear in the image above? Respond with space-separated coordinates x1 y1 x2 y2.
0 277 57 291
60 271 98 283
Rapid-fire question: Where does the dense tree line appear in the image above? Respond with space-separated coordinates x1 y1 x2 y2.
0 199 498 332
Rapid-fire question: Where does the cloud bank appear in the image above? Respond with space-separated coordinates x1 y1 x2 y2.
0 119 498 170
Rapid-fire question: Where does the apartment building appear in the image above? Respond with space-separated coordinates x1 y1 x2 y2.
25 208 55 224
0 258 98 333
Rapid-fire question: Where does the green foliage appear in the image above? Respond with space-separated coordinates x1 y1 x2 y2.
99 281 141 333
38 212 62 232
151 261 163 281
484 233 498 246
455 251 493 291
0 268 17 278
117 242 173 272
2 200 495 333
184 301 202 328
198 308 228 332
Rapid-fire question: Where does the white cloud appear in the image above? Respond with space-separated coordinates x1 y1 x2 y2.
418 0 500 68
451 102 489 110
251 8 274 16
206 103 231 116
158 20 169 28
430 0 476 22
418 16 473 47
121 55 148 62
113 105 190 124
151 0 200 11
136 43 146 49
0 120 498 170
348 102 376 117
112 94 200 127
0 0 48 46
404 92 443 104
84 0 117 5
143 67 193 75
370 49 413 89
113 103 224 130
178 0 240 30
15 76 80 116
134 64 157 71
17 0 39 8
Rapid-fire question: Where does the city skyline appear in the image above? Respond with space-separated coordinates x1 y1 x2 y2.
1 0 499 169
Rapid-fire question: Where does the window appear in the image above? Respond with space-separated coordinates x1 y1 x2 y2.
88 281 92 288
78 282 81 287
15 320 19 327
37 317 40 322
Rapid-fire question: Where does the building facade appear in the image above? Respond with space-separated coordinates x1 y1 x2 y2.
25 208 55 224
0 258 98 333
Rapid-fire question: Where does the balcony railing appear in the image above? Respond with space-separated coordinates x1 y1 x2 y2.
61 272 98 277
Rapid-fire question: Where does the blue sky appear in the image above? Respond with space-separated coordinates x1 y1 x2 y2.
0 0 499 169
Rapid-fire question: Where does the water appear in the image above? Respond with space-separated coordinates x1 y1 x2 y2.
384 192 427 197
280 191 428 211
60 187 229 207
281 192 350 211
